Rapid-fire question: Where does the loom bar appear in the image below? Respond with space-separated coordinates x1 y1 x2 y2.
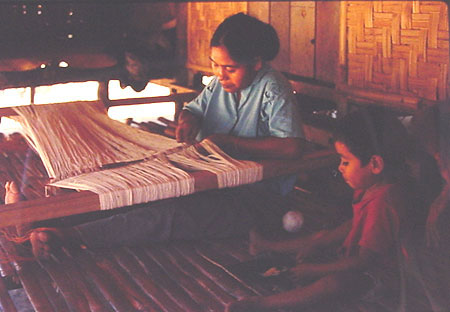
0 150 338 228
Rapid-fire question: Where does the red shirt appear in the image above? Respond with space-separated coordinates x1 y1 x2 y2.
342 183 404 259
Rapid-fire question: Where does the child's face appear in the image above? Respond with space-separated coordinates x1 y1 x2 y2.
335 141 378 190
210 45 259 93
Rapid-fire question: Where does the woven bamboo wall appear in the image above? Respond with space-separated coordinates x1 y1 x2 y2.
187 2 247 72
344 1 449 102
185 1 449 106
185 2 319 79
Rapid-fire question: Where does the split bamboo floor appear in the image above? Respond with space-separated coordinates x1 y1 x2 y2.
0 135 434 312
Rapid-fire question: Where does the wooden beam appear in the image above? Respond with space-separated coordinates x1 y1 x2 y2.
0 92 197 118
0 191 100 228
107 92 197 108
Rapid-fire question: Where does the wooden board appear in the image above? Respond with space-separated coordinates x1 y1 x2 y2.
247 1 269 23
316 1 341 83
290 2 316 77
270 1 291 73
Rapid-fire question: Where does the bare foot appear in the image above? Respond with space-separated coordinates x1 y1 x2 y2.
30 227 83 260
30 229 64 259
5 181 20 204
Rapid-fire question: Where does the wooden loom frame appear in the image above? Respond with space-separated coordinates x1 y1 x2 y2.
0 80 339 228
0 150 337 228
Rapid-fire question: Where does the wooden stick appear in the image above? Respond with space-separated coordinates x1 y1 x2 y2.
173 243 256 299
0 191 100 228
27 262 72 312
90 250 160 311
155 247 227 311
16 262 59 312
74 251 148 311
38 257 93 312
166 245 236 305
113 248 183 312
131 246 202 311
0 91 197 118
0 271 17 312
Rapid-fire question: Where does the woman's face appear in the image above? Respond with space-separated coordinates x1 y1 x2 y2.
210 45 260 93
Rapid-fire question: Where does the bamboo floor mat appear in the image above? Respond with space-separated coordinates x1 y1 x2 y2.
0 137 438 312
0 189 412 312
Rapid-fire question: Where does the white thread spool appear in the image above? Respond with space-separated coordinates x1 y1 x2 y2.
282 210 304 233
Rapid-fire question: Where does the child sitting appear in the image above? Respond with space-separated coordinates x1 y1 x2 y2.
227 108 413 312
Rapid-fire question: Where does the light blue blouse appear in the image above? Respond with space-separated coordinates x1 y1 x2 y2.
184 63 304 196
184 63 304 141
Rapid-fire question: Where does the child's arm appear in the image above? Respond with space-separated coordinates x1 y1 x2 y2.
227 246 378 312
249 220 352 257
295 220 352 260
290 246 379 280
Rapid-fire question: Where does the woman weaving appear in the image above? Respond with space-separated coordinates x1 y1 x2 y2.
12 13 306 258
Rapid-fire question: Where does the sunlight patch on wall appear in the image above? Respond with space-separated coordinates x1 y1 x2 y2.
0 87 31 107
34 81 99 104
108 80 170 100
107 80 175 124
0 87 31 135
0 80 175 135
0 117 22 135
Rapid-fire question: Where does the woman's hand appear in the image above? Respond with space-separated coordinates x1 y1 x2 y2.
175 110 201 144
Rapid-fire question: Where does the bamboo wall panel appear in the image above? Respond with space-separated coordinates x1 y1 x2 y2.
187 2 247 71
344 1 449 102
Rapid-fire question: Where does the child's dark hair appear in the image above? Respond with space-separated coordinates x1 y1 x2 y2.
210 13 280 64
333 107 411 180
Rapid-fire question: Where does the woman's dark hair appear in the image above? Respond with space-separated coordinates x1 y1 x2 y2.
333 107 411 179
210 13 280 64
